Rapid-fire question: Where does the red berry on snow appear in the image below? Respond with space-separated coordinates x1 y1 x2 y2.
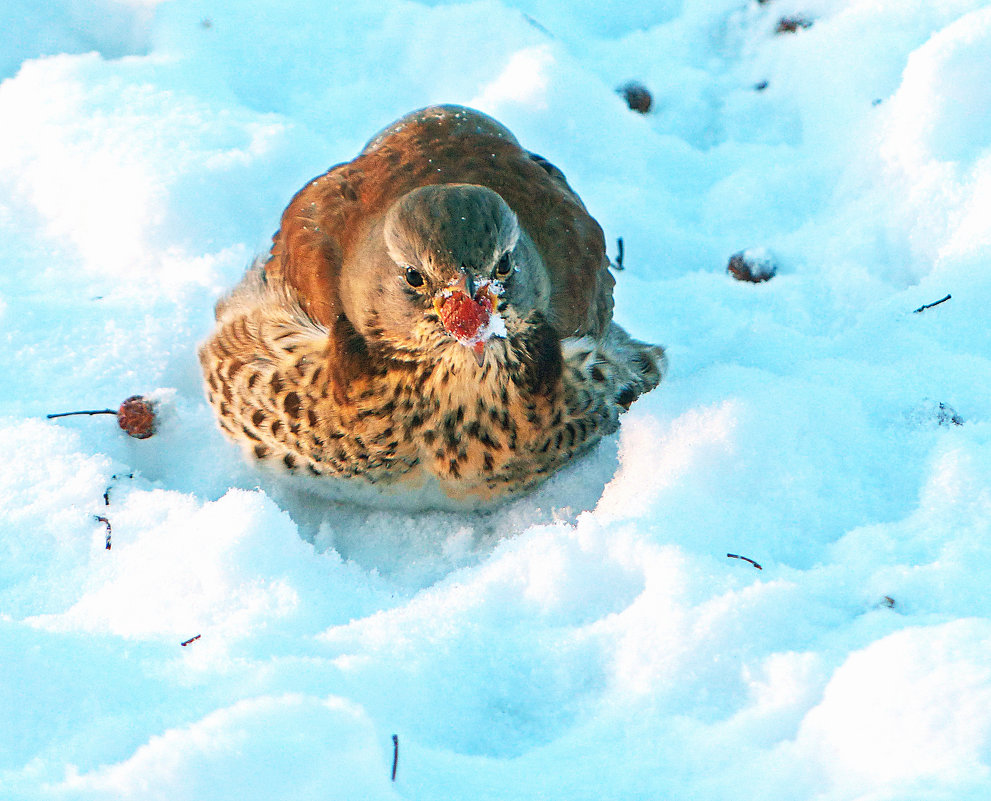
116 395 156 439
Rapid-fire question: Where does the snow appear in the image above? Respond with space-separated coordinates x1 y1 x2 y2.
2 0 991 798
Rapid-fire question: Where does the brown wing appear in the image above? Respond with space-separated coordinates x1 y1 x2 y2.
266 105 614 339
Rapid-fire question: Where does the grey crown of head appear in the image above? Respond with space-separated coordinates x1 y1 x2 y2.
384 184 521 275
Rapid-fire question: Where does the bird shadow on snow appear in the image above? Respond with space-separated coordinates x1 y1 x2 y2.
259 438 621 591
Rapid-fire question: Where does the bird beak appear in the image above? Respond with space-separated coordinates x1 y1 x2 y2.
445 271 479 299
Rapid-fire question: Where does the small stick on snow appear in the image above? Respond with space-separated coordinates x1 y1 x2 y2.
47 409 115 419
727 553 762 570
103 473 135 506
94 515 112 549
180 634 202 647
614 237 625 270
913 294 951 313
392 734 399 782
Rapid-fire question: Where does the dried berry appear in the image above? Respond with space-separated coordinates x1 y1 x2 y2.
776 16 814 34
727 249 777 283
116 395 156 439
617 81 653 114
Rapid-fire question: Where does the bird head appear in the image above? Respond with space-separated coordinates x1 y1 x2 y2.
343 183 551 362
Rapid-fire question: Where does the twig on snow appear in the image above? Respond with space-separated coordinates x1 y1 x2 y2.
47 409 115 419
614 237 625 271
103 473 135 506
913 294 951 313
727 553 762 570
94 515 112 550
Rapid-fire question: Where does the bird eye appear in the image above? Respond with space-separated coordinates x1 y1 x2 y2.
495 253 512 277
405 267 424 288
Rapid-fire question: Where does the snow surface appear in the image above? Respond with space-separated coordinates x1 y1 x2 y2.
3 1 991 798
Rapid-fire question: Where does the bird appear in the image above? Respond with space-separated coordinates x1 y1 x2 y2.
199 105 665 507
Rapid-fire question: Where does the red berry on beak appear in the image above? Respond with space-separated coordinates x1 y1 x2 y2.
437 290 492 342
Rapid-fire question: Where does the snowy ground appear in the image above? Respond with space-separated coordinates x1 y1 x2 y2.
2 0 991 798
